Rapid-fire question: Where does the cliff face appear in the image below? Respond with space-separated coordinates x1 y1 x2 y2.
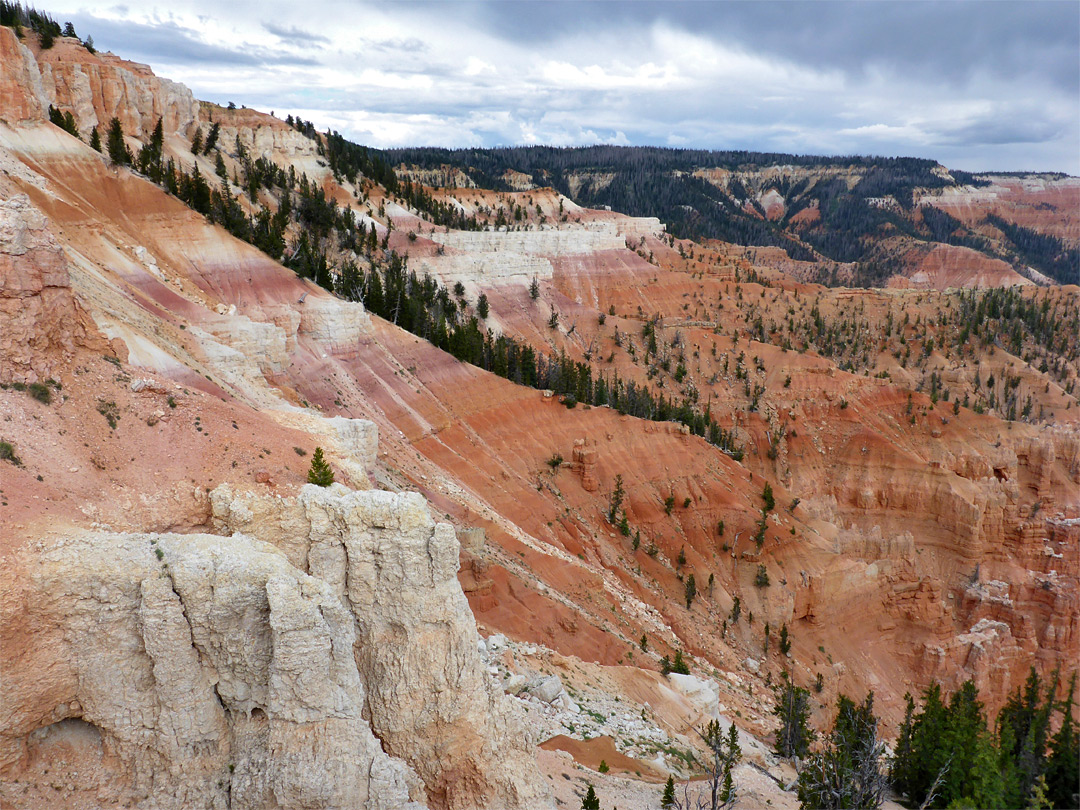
1 484 550 810
0 189 103 383
212 485 550 810
4 30 199 136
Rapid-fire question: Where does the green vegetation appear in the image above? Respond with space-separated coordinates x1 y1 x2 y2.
891 670 1077 809
0 440 22 466
106 117 132 166
48 105 80 139
754 564 770 588
96 400 120 429
608 474 625 523
798 693 887 809
27 382 51 404
661 650 690 676
774 675 815 759
684 573 696 609
306 447 335 487
661 775 676 809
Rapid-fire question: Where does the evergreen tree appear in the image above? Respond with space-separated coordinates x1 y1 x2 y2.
307 447 334 486
190 128 203 155
1045 673 1079 810
661 775 676 809
203 121 220 154
477 292 489 319
106 117 130 165
797 693 886 810
941 680 987 806
608 474 625 523
998 667 1057 806
957 730 1007 810
774 676 815 759
529 277 540 299
580 784 599 810
684 573 696 609
89 126 101 152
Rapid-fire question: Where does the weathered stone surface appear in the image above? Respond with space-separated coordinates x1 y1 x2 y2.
0 531 421 809
0 191 103 383
211 483 553 809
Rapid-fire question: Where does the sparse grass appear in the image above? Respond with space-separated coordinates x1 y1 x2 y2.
103 355 121 367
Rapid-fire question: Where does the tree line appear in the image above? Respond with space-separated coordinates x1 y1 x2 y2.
771 668 1077 809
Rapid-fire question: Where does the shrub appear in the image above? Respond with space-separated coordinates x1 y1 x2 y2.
306 447 335 487
97 400 120 429
755 564 770 587
27 382 51 404
762 482 775 512
0 440 22 466
546 453 563 471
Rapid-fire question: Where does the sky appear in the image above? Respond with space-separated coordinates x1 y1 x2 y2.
49 1 1080 174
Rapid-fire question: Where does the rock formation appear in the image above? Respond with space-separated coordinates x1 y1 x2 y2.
210 484 551 810
1 482 552 810
1 530 422 809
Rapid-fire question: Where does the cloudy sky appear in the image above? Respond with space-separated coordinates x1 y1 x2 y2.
51 1 1079 173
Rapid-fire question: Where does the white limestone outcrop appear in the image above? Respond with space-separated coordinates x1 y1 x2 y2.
1 531 422 809
210 483 553 809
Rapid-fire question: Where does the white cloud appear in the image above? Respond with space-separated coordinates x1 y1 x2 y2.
47 0 1079 173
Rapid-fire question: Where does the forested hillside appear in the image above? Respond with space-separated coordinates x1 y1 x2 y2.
385 145 1077 286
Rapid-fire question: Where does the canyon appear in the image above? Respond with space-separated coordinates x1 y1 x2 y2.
1 22 1077 810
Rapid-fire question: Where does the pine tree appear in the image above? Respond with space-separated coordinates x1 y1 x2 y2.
959 730 1006 810
190 128 203 155
203 121 220 154
106 117 130 165
774 676 815 759
529 277 540 300
608 474 625 523
941 680 987 806
89 126 101 152
797 693 887 810
762 481 775 512
661 775 676 809
307 447 334 486
684 573 696 609
580 784 599 810
1045 673 1079 810
477 292 489 319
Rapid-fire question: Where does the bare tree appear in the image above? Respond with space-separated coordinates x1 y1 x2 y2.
671 720 741 810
